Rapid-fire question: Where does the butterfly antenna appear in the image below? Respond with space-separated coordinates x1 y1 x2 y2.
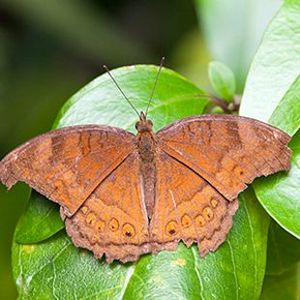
145 57 165 117
103 65 140 118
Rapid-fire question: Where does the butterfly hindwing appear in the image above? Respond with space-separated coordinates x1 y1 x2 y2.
150 150 238 256
63 152 149 263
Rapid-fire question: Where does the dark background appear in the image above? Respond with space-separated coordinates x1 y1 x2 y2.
0 0 281 298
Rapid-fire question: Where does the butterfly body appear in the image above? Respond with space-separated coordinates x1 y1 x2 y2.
0 114 291 263
136 112 157 219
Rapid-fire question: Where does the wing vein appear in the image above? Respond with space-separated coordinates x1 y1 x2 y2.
68 152 134 217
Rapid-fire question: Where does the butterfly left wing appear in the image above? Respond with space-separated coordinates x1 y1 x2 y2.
150 150 238 256
63 152 150 263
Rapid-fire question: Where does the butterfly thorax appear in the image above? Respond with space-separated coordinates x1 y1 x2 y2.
135 113 156 220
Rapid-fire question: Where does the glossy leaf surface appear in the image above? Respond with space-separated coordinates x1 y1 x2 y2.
238 0 300 238
253 79 300 238
240 0 300 121
196 0 281 91
261 221 300 299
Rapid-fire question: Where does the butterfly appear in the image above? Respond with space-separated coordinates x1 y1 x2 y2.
0 62 291 263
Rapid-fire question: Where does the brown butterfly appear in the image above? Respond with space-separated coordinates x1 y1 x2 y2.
0 63 291 263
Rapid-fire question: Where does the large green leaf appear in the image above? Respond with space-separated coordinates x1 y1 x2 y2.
196 0 281 91
260 221 300 299
0 183 29 300
239 0 300 121
237 0 300 238
13 65 269 299
15 192 63 244
268 76 300 136
265 221 300 276
122 190 269 300
53 65 208 132
253 78 300 238
254 131 300 238
261 263 300 300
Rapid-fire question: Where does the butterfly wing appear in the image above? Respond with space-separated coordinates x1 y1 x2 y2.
150 150 238 256
0 125 136 217
157 114 291 201
63 152 149 263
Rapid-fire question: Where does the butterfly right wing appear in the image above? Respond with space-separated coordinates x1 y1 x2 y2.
0 125 136 217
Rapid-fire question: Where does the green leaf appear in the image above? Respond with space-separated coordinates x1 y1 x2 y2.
237 0 300 239
53 65 208 132
0 183 29 300
254 131 300 239
253 77 300 238
268 75 300 136
123 190 269 300
13 65 269 299
239 0 300 121
196 0 281 91
261 264 300 300
260 221 300 299
265 221 300 276
254 78 300 239
15 191 63 244
208 61 236 102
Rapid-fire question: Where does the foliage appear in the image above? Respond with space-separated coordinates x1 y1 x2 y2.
3 0 300 299
261 221 300 300
208 61 236 102
196 0 282 92
239 0 300 122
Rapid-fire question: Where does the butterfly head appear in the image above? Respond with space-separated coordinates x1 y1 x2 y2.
135 112 153 133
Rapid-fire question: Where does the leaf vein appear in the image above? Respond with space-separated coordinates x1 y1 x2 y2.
227 240 239 300
244 199 258 292
191 247 204 299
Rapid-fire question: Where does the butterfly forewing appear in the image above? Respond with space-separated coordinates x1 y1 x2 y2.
157 114 291 201
0 125 136 217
